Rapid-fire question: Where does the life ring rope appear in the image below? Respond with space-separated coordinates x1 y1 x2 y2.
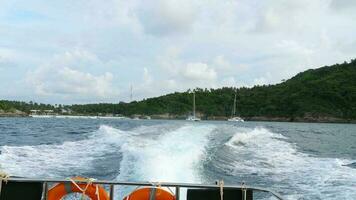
0 171 10 196
68 177 100 200
48 177 109 200
148 181 175 196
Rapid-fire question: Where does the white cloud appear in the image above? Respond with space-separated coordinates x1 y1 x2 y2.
276 40 313 54
2 0 356 103
212 55 248 75
220 76 237 87
156 46 183 75
0 48 16 67
143 67 153 84
251 72 274 86
253 77 268 86
182 62 217 81
28 66 117 100
26 50 118 102
330 0 356 11
137 0 198 36
56 50 98 64
213 55 231 70
252 0 326 33
157 47 218 83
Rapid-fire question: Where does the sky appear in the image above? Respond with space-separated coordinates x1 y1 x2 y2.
0 0 356 104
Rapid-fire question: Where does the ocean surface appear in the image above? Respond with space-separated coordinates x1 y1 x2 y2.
0 118 355 199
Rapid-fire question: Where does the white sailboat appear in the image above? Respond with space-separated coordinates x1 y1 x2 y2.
228 91 244 122
186 91 201 121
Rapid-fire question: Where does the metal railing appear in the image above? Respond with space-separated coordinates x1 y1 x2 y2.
7 178 285 200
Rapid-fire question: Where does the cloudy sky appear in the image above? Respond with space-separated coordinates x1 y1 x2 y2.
1 0 355 104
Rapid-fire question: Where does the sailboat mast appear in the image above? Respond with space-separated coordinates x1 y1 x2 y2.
193 91 196 117
232 92 237 117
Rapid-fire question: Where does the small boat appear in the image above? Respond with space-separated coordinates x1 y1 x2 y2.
186 91 201 121
0 177 285 200
228 91 244 122
228 116 244 122
186 115 201 121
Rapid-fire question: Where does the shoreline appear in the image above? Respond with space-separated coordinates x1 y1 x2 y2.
0 113 28 117
1 113 355 124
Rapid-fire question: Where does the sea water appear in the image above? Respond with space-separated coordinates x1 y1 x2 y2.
0 118 355 199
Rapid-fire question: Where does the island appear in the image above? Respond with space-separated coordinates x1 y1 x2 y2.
1 59 356 123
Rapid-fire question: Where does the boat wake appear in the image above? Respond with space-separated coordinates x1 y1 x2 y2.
1 123 355 199
0 124 215 184
212 127 356 200
0 125 127 178
116 124 214 183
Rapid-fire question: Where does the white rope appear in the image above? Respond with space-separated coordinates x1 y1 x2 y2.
133 185 141 192
68 177 99 200
149 181 162 188
0 171 9 181
218 180 224 200
241 182 247 200
0 171 10 196
95 183 100 200
166 187 175 195
149 181 175 196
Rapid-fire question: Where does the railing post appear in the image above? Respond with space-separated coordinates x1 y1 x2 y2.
110 185 115 200
175 186 180 200
43 182 48 200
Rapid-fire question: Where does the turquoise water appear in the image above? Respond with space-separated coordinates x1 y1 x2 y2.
0 118 355 199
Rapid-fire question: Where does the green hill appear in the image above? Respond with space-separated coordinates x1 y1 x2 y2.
1 59 356 122
70 59 356 122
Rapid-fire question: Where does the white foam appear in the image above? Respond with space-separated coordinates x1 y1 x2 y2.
117 124 215 183
2 123 353 199
0 123 215 184
0 125 127 177
224 128 356 199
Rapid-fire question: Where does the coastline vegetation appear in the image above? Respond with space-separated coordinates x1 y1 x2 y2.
1 59 356 122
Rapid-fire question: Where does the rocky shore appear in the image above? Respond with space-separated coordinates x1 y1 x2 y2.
243 116 356 123
0 110 28 117
1 111 355 123
148 113 356 123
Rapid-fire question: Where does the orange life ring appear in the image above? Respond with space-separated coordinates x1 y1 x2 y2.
123 187 175 200
48 177 110 200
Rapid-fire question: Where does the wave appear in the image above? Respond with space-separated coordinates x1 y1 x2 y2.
0 125 127 178
0 123 215 184
2 123 354 199
113 123 216 198
221 127 356 199
116 124 215 183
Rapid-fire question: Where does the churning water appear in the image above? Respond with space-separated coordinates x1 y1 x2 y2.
0 118 355 199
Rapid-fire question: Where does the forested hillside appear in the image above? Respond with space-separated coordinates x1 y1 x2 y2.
1 59 356 122
69 59 356 121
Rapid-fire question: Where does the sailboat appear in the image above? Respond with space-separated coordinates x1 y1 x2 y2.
186 91 201 121
228 91 244 122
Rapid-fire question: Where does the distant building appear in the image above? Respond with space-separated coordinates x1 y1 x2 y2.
30 110 41 114
61 109 72 114
30 109 55 115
